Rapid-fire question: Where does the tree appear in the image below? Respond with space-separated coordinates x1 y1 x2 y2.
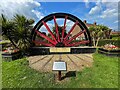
1 14 18 47
52 26 67 39
89 25 110 47
12 14 34 50
98 25 111 39
1 14 35 50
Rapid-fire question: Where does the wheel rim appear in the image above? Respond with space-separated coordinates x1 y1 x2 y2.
31 13 92 47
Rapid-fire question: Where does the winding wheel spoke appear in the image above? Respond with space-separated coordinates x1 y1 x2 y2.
35 30 56 45
63 20 78 43
42 21 57 43
61 15 68 42
53 16 60 42
65 30 86 45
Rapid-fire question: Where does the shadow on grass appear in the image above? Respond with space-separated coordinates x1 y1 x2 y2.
61 71 76 80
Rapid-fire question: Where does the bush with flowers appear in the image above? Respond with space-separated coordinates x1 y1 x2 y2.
102 43 119 50
2 47 19 54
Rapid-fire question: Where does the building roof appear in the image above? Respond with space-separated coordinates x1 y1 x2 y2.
83 20 97 27
86 23 95 27
71 20 96 38
110 31 120 35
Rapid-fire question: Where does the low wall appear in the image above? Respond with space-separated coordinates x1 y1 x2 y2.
29 47 49 55
71 47 96 54
2 51 22 61
29 47 96 55
98 48 120 57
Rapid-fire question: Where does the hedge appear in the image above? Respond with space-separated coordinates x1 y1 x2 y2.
0 40 11 50
68 39 119 47
0 40 11 45
98 39 120 46
111 34 120 37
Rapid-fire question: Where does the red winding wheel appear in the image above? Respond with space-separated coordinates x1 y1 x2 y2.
31 13 92 47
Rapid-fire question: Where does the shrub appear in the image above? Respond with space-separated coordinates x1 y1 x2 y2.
0 40 11 50
98 39 120 46
111 34 119 37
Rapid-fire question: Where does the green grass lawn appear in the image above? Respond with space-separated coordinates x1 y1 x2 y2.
2 53 118 88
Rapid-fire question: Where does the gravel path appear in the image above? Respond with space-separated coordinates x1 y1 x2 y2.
28 54 93 72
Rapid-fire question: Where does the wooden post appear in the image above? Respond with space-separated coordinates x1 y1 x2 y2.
58 71 61 81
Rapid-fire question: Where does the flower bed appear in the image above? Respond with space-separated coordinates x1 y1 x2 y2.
2 47 22 61
98 44 120 57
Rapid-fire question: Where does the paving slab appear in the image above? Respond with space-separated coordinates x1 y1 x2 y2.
28 54 93 72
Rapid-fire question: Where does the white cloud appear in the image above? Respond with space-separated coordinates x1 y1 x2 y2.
66 20 75 32
0 0 43 20
83 0 119 2
66 20 74 26
38 22 54 34
89 0 102 15
98 2 118 19
100 9 117 19
87 1 118 30
114 20 119 23
89 5 101 15
83 0 89 8
32 10 44 19
104 2 118 9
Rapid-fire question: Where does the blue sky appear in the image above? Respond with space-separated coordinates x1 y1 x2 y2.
37 2 118 30
0 0 119 31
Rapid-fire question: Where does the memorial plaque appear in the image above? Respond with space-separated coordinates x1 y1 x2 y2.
52 61 67 71
50 48 70 53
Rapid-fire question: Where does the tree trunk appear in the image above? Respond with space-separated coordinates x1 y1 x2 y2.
93 38 96 47
92 34 96 47
95 37 100 47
